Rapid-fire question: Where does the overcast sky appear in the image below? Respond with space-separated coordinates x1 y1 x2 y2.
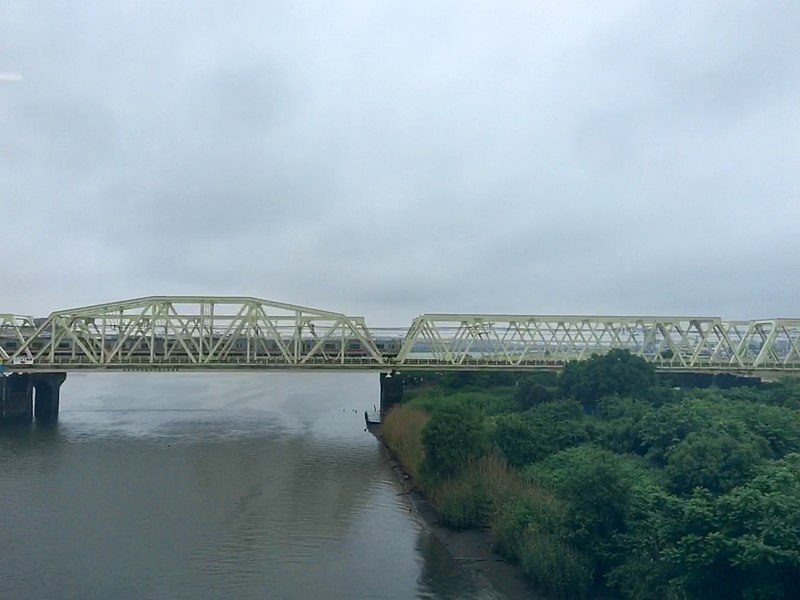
1 1 798 325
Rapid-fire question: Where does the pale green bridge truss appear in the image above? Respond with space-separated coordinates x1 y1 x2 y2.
1 297 799 376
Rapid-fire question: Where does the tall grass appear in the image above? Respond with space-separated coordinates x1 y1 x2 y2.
431 451 526 529
518 530 593 600
407 388 518 417
381 404 430 480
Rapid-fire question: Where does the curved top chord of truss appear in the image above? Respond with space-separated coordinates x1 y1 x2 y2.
5 296 386 368
2 299 800 374
46 295 349 318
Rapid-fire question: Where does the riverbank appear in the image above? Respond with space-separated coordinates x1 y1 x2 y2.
370 423 540 600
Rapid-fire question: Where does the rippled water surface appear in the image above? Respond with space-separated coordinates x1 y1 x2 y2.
0 373 503 600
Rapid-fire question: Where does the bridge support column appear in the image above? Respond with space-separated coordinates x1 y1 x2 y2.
380 372 404 415
0 373 33 424
31 373 67 423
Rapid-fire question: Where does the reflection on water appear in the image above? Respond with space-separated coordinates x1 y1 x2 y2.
0 373 502 600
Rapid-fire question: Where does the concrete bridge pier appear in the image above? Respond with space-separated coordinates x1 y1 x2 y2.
32 373 67 422
0 373 67 424
379 372 404 415
0 373 33 423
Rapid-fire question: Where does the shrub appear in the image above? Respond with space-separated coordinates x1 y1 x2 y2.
492 401 588 467
515 380 555 410
558 349 657 407
592 395 652 454
664 429 767 495
525 445 636 572
421 401 488 479
408 388 518 417
491 490 566 559
517 530 594 600
663 456 800 599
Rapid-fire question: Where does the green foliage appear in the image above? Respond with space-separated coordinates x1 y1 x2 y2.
421 401 488 479
492 401 588 467
491 490 566 559
432 452 519 529
663 456 800 599
764 378 800 409
381 404 430 480
392 363 800 600
592 395 651 454
638 395 800 467
558 349 657 407
526 446 635 562
664 429 767 495
638 396 742 464
407 387 517 417
515 380 555 410
517 531 594 600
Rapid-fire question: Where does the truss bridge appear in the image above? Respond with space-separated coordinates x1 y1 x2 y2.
0 296 799 376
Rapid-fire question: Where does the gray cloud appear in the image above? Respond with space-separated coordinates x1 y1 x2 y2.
1 1 798 326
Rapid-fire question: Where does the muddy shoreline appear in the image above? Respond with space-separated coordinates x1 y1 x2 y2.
370 424 541 600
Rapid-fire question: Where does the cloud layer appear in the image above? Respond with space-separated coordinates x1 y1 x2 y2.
1 1 798 324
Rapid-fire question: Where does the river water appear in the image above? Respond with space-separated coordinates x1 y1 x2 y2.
0 372 505 600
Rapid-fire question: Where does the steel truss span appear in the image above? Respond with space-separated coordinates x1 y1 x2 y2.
395 314 800 374
0 297 388 369
0 299 799 374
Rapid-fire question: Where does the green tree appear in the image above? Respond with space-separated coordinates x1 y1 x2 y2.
421 401 488 479
492 401 588 467
515 380 555 410
664 455 800 599
558 349 657 408
526 445 637 575
665 429 767 495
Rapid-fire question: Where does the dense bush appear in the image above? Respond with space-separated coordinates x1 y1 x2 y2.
515 380 555 410
421 401 488 479
526 445 635 571
382 366 800 600
558 349 657 407
664 429 767 495
663 455 800 599
408 388 518 417
517 531 594 600
492 401 588 467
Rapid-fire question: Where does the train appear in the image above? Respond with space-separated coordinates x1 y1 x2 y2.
0 332 404 361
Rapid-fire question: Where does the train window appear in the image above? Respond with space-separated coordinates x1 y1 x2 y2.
5 340 18 349
348 342 361 350
324 342 336 351
376 343 384 349
58 341 71 349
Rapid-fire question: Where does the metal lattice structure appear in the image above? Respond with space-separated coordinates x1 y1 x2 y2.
1 298 799 374
3 297 386 369
395 314 800 374
0 314 35 361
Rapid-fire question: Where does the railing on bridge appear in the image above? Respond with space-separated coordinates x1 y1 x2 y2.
1 298 799 374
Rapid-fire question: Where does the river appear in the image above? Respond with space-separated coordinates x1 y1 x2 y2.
0 372 507 600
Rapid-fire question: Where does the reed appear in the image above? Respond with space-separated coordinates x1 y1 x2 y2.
431 451 524 529
381 404 430 480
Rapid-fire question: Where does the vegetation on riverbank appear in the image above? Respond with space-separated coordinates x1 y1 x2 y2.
381 354 800 599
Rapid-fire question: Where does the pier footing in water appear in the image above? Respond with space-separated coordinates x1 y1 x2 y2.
379 372 404 415
0 372 67 424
